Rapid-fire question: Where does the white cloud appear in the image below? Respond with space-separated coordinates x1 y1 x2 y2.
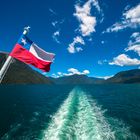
57 72 62 76
109 54 140 66
104 23 128 33
67 68 90 75
54 31 60 36
67 68 89 75
104 4 140 33
101 41 105 44
95 75 113 80
67 36 85 53
52 21 58 27
76 47 83 52
52 68 90 78
124 4 140 22
126 44 140 56
52 31 60 44
83 70 90 75
67 0 102 54
42 72 47 76
103 75 113 80
130 32 140 38
52 73 59 78
52 19 64 28
98 59 107 65
74 0 97 36
52 74 55 76
92 0 101 12
108 32 140 67
98 60 103 65
67 45 75 54
63 73 73 76
75 36 85 44
125 32 140 56
49 8 57 15
51 19 65 44
68 0 102 53
68 68 80 74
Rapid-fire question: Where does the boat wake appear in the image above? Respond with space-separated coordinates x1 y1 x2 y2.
42 87 138 140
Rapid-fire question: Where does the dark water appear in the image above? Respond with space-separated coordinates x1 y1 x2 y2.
0 85 140 140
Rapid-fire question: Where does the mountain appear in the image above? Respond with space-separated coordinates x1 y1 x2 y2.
0 52 53 84
1 52 140 84
51 69 140 84
50 74 104 84
106 69 140 84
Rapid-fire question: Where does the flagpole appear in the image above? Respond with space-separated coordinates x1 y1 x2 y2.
0 26 30 83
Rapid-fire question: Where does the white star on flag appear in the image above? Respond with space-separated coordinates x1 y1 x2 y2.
21 38 27 45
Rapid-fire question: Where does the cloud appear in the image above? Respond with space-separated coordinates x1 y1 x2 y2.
101 41 105 44
42 72 47 76
125 32 140 56
67 36 85 53
52 31 60 44
67 68 90 75
52 73 59 78
74 0 97 36
49 8 57 15
124 4 140 23
54 31 60 36
52 21 58 27
126 44 140 55
56 72 64 77
98 59 107 65
108 32 140 67
66 68 90 76
68 68 80 74
76 47 83 52
104 4 140 33
52 19 65 28
83 70 90 75
109 54 140 66
68 0 102 53
98 60 103 65
92 0 102 12
95 75 113 80
51 68 90 78
130 32 140 38
51 18 65 44
103 75 113 80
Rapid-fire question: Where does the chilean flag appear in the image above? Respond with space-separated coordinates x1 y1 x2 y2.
10 34 55 72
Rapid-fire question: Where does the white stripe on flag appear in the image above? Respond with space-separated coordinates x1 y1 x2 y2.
29 43 55 62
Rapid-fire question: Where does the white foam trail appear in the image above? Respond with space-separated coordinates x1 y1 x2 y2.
74 89 138 140
42 87 139 140
74 90 115 140
42 88 75 140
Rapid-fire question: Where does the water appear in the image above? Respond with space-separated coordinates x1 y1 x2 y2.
0 85 140 140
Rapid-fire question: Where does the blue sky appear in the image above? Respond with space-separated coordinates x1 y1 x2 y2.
0 0 140 78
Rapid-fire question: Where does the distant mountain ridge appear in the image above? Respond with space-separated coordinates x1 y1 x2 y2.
50 70 140 84
105 69 140 84
50 74 104 84
0 52 140 84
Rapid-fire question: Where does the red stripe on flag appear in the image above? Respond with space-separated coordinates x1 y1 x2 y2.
10 44 52 72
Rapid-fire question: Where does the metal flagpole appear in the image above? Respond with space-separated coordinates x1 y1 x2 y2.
0 26 30 83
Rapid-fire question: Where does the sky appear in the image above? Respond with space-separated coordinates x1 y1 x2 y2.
0 0 140 79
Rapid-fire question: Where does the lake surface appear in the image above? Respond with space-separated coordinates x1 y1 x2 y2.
0 84 140 140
